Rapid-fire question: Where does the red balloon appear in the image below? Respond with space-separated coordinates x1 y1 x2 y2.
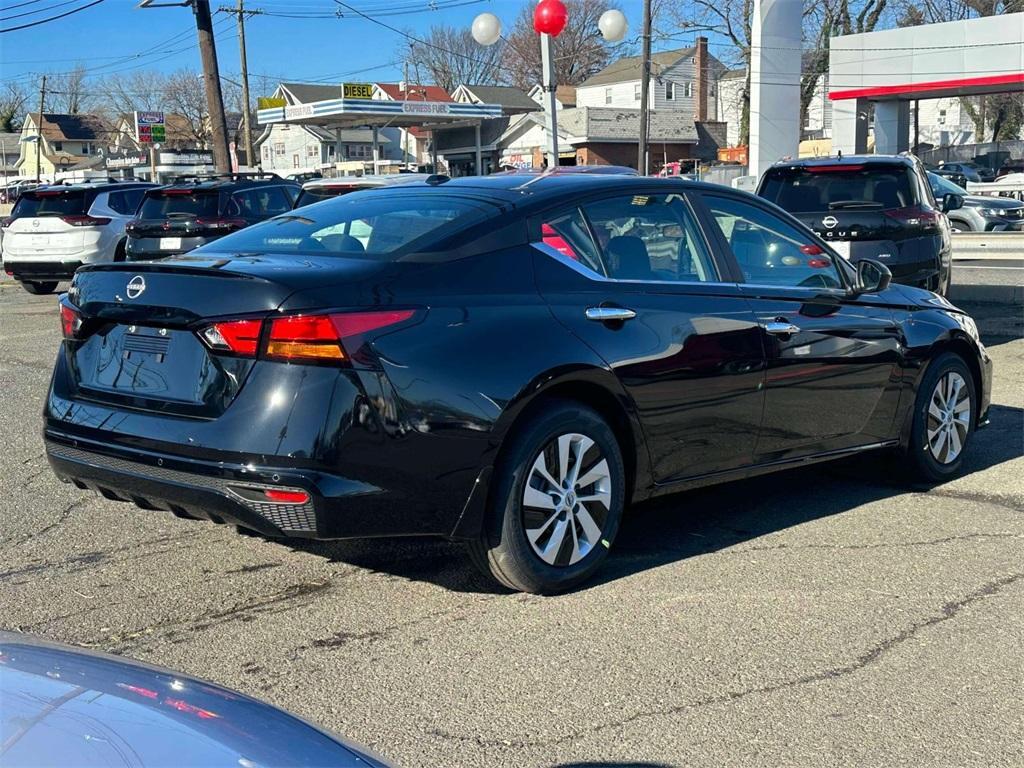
533 0 568 37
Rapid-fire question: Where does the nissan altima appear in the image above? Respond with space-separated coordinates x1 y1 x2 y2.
45 174 992 593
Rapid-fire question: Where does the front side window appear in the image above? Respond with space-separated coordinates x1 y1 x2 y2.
703 194 843 290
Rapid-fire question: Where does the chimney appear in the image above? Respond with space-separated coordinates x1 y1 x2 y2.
695 36 708 123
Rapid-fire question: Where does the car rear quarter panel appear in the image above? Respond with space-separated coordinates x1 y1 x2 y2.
280 246 652 538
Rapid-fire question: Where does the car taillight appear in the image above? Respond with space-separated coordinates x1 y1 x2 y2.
61 214 112 227
199 318 262 356
806 164 865 173
196 217 246 231
264 488 309 504
883 206 939 227
60 301 82 339
266 309 417 363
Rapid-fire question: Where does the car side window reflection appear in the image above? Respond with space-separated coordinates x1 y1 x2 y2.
538 208 607 276
703 195 844 290
582 194 718 283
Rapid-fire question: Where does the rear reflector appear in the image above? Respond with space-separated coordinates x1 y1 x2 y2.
264 488 310 504
200 318 262 356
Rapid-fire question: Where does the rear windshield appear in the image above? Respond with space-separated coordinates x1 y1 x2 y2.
761 165 920 213
198 193 491 259
139 190 222 219
13 189 89 217
294 186 367 209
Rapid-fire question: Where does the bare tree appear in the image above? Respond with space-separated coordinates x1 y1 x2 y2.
0 82 29 132
46 64 92 114
404 26 506 93
501 0 622 90
163 69 209 144
96 71 169 120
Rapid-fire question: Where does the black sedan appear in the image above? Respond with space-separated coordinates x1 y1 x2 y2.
45 175 992 593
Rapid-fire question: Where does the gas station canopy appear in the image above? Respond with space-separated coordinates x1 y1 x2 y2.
257 97 503 130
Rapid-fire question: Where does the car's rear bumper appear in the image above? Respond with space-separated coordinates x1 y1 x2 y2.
44 430 428 540
3 259 83 281
125 235 214 260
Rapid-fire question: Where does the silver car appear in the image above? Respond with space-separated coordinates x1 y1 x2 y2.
1 180 153 295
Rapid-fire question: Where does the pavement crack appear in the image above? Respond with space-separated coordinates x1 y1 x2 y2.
429 572 1024 749
731 532 1024 554
6 499 90 546
926 488 1023 513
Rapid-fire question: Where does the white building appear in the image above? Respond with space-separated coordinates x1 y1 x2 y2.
576 39 726 123
716 69 746 147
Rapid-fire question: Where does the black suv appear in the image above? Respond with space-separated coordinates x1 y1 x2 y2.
126 173 299 261
758 155 960 295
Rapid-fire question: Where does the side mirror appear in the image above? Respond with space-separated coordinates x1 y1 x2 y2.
855 258 892 294
942 193 964 213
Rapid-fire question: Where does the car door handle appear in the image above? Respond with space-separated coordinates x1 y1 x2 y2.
763 321 801 335
585 307 637 322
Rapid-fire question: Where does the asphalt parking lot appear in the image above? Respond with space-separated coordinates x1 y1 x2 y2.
2 279 1022 768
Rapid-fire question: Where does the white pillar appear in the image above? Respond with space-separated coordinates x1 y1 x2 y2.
748 0 802 181
540 33 559 169
831 97 870 156
874 101 910 155
474 122 483 176
372 127 379 173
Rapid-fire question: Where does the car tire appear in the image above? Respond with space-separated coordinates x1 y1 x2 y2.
22 280 58 295
468 400 626 594
902 352 976 482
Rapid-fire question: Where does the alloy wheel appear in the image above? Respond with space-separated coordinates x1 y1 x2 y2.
927 371 971 464
521 433 611 567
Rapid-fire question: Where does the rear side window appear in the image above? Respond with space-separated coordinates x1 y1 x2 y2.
106 189 147 215
199 193 491 259
13 190 89 217
139 190 222 218
760 165 919 213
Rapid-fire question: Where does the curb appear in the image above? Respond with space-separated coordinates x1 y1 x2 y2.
950 283 1024 305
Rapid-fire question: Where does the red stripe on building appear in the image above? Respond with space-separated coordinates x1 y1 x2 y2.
829 72 1024 101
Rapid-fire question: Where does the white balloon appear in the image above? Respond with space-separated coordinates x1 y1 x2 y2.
598 9 628 43
471 12 502 46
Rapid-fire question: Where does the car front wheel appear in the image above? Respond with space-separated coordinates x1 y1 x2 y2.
22 280 58 295
469 400 625 594
903 352 976 482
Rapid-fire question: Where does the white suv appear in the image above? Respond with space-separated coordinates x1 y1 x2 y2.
1 180 153 294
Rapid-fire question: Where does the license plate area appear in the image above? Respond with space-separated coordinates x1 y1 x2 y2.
161 237 182 250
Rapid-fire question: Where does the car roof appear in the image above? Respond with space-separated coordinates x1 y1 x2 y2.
300 174 433 190
33 180 154 192
769 154 915 169
351 172 709 206
155 174 295 192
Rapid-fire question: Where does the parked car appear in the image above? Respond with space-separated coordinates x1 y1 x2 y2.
0 632 391 767
125 173 299 261
757 154 959 295
0 180 39 204
930 165 969 189
46 175 990 593
1 180 153 295
294 174 435 208
927 171 1024 232
995 160 1024 179
935 162 984 183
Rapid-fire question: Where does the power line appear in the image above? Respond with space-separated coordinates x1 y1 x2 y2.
0 0 104 33
0 0 49 11
1 0 83 22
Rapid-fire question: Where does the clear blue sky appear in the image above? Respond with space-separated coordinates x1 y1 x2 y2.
2 0 733 94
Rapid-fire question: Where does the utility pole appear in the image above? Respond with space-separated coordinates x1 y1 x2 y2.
637 0 651 175
140 0 231 173
194 0 231 172
220 0 256 170
403 61 410 169
35 75 46 183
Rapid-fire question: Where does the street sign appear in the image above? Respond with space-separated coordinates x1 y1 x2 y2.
343 83 374 99
134 111 166 144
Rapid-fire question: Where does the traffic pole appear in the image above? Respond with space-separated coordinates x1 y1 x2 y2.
193 0 231 172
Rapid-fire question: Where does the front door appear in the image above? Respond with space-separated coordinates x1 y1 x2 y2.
532 190 766 483
697 191 904 462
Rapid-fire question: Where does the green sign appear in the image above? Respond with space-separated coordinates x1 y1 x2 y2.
151 125 166 142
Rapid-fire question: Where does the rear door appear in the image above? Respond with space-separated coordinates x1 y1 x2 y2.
533 189 766 483
697 191 904 462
